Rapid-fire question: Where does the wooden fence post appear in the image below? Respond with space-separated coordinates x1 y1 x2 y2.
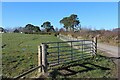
41 43 48 74
71 41 73 61
38 45 41 73
93 37 97 55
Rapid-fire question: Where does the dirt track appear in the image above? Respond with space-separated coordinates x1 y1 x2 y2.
97 43 119 57
59 35 119 58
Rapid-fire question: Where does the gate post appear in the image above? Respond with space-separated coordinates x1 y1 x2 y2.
93 37 97 55
38 45 42 72
41 43 48 74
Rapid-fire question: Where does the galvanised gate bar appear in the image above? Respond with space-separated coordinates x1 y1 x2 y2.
38 37 97 74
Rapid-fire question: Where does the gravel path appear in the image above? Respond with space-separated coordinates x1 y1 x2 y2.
97 43 119 57
59 35 119 57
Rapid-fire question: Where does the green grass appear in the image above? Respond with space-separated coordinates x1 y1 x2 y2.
2 33 117 78
2 33 62 77
48 54 117 78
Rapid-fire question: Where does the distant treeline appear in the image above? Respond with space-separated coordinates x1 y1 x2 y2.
2 14 82 33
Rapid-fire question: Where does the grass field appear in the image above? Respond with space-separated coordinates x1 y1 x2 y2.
2 33 117 78
2 33 62 77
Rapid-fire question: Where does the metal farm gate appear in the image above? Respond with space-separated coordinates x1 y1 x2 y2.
15 37 97 79
38 37 97 74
